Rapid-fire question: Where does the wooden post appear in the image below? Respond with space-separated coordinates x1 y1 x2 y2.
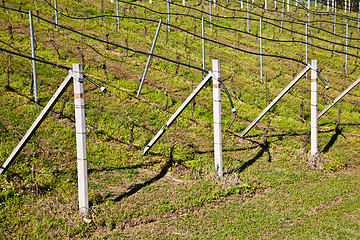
327 0 329 11
305 23 308 78
247 0 249 32
210 0 213 32
310 60 318 157
260 18 263 83
287 0 289 12
73 64 89 216
334 1 336 35
213 60 222 178
116 0 119 31
345 23 348 75
202 17 205 78
358 1 360 35
54 0 58 26
29 11 38 104
167 0 171 32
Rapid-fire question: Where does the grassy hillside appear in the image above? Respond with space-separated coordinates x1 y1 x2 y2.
1 0 360 238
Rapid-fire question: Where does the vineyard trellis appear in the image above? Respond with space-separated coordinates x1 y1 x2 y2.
1 0 360 217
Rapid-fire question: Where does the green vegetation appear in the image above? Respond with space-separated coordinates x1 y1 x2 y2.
1 0 360 238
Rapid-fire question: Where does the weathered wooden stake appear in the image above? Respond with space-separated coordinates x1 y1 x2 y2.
212 59 222 178
29 11 38 104
73 64 89 216
310 60 318 157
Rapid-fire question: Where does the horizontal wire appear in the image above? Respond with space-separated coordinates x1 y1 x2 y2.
20 2 360 59
0 47 71 70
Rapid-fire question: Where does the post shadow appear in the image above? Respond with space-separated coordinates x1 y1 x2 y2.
113 145 175 202
322 127 344 153
229 140 271 174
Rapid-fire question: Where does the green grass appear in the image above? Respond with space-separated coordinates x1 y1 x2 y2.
0 0 360 238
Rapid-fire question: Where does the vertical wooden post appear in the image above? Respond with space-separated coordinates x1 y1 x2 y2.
167 0 171 32
247 0 249 32
287 0 290 12
345 23 348 75
260 18 263 83
287 0 289 12
305 23 308 78
310 60 318 157
73 64 89 216
116 0 119 31
210 0 213 32
264 0 267 9
29 11 38 104
54 0 58 26
345 0 347 13
202 17 205 78
280 1 284 33
327 0 329 11
334 1 336 35
212 60 222 178
349 0 351 12
358 1 360 35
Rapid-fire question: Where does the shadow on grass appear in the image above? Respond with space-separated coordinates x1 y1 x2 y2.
322 127 344 153
88 159 162 174
195 145 259 155
113 146 175 202
229 140 271 174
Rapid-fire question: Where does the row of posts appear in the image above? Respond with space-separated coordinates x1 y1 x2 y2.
30 0 353 106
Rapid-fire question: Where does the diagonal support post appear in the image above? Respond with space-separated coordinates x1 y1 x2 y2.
143 72 213 155
0 72 73 174
136 19 162 97
240 65 310 137
318 76 360 119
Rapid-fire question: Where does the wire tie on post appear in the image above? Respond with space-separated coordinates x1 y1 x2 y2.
307 63 329 90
